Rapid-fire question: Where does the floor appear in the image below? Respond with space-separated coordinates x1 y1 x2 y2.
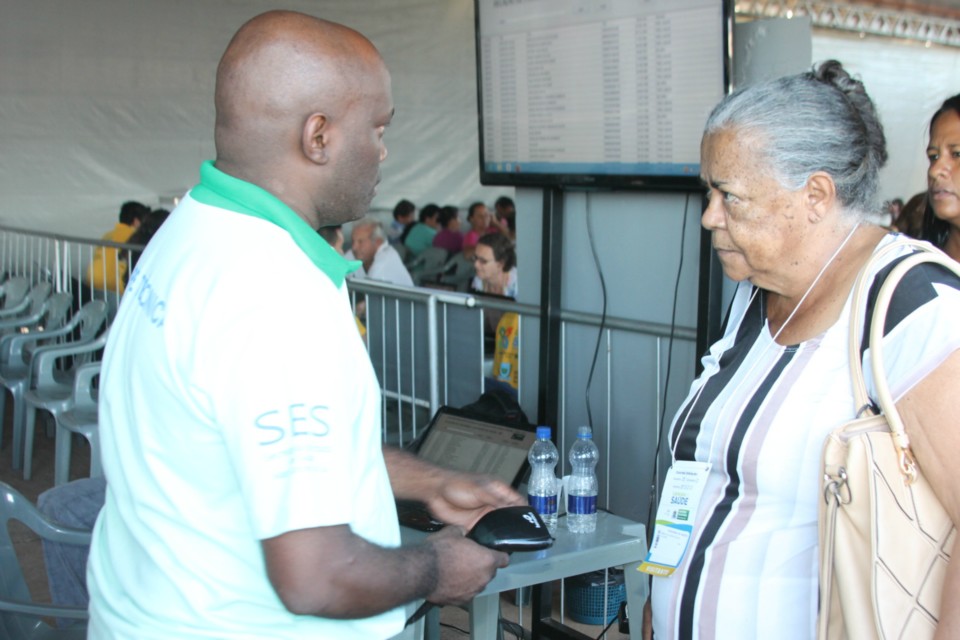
1 412 629 639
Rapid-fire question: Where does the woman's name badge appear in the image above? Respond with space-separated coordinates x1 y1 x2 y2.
638 460 711 577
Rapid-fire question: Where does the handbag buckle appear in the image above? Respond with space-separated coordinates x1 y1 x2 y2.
824 467 851 505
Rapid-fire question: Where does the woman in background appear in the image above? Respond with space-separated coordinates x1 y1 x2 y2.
471 232 516 298
923 93 960 260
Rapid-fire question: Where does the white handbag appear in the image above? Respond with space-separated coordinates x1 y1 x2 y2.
818 239 957 639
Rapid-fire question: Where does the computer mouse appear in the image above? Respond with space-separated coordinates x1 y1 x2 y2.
468 505 554 552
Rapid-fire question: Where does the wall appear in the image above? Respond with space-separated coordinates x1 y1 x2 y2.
514 188 701 523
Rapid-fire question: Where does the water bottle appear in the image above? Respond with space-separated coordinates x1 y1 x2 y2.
567 425 598 533
527 426 560 535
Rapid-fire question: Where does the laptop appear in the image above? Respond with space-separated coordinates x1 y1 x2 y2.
396 405 537 531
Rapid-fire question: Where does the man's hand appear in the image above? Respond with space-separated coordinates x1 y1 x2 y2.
424 472 524 530
384 446 524 530
424 526 510 605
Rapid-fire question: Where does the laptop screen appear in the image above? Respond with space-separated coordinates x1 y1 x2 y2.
415 407 536 488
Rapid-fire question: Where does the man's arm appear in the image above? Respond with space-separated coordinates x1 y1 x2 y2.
262 523 508 618
383 445 525 530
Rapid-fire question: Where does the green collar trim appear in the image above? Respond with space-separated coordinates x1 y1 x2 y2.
190 160 360 287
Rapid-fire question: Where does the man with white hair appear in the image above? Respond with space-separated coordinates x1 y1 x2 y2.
347 216 413 286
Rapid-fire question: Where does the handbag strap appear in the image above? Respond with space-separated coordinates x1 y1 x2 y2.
846 236 959 483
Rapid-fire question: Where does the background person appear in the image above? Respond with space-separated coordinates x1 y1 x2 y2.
462 201 490 260
402 202 440 257
923 93 960 260
471 232 517 298
431 205 463 253
491 195 516 241
85 200 148 296
347 217 413 286
388 198 415 245
647 61 960 639
126 207 171 275
86 12 519 640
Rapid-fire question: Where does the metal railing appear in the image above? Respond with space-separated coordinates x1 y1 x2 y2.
0 225 134 312
0 223 698 633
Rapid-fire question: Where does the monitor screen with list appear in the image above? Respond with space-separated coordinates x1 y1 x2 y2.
475 0 730 190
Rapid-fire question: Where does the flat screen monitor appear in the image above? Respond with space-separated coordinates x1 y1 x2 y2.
474 0 731 191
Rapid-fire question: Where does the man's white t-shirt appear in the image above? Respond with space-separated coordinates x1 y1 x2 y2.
87 165 403 639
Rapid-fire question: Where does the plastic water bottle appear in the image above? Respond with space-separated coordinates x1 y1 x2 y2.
567 425 599 533
527 426 560 535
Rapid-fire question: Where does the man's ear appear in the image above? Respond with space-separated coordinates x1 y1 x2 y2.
804 171 836 223
302 113 330 165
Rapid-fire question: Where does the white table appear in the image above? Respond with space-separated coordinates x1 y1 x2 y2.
404 511 648 640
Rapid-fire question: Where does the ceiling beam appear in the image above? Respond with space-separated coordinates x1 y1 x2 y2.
735 1 960 47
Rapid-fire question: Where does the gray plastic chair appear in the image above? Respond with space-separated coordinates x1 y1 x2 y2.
53 363 101 486
439 252 476 292
35 293 74 334
0 481 89 639
0 300 107 469
0 282 52 334
0 277 32 316
408 247 449 286
23 329 109 481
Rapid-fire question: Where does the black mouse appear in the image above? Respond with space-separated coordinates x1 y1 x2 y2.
468 505 554 552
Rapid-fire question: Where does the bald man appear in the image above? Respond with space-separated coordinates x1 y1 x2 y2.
86 11 519 639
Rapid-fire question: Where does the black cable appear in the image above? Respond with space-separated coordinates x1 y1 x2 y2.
439 620 470 635
645 192 693 542
498 618 530 639
583 196 608 429
595 608 621 640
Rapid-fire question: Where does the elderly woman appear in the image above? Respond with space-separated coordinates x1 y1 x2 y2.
648 61 960 639
923 93 960 260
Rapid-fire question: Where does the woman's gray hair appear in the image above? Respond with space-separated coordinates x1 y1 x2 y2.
704 60 887 219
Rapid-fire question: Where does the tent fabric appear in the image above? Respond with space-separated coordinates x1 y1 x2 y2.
0 0 508 237
0 0 954 236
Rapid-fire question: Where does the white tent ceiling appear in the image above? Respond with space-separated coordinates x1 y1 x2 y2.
1 0 957 236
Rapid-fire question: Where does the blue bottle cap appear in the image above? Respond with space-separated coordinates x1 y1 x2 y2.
576 425 592 439
536 426 552 440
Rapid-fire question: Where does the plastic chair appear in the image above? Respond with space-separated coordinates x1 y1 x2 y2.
439 252 476 292
0 282 52 335
0 277 32 316
34 293 74 334
0 481 89 639
23 330 109 481
393 242 409 265
53 363 101 486
0 300 107 469
408 247 449 286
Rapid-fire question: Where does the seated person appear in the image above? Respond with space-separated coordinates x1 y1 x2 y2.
388 199 415 245
317 224 345 254
462 201 490 260
346 217 413 287
491 195 516 242
37 476 108 624
432 205 463 254
471 232 517 298
402 203 440 257
470 233 520 394
86 200 149 296
127 208 171 275
319 224 366 338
